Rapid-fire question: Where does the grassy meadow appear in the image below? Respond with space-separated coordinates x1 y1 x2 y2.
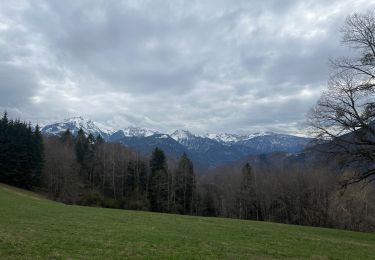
0 183 374 259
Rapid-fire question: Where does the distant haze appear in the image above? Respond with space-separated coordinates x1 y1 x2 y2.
1 0 374 135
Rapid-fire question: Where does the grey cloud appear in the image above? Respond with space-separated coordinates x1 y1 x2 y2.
1 0 375 134
0 64 37 106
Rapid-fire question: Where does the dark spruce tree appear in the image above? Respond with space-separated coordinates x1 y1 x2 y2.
201 184 217 217
0 112 44 189
0 112 10 182
125 159 149 209
238 163 258 220
148 147 169 212
95 134 104 145
30 124 44 187
75 129 96 191
174 153 196 214
61 129 74 144
75 128 88 165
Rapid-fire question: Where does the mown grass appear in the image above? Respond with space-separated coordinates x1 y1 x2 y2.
0 183 374 259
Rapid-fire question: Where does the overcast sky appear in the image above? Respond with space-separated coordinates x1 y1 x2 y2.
1 0 374 135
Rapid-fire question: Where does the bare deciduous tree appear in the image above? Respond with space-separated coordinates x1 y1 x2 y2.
309 12 375 186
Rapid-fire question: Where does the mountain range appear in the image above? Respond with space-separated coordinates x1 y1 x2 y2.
41 117 313 169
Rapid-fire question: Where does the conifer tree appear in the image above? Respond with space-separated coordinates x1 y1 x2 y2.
148 148 169 212
0 112 44 189
75 129 96 189
30 124 44 187
202 185 217 217
0 112 8 178
61 129 74 144
75 128 88 164
175 153 196 214
0 112 11 183
87 133 96 145
95 134 104 144
238 163 257 219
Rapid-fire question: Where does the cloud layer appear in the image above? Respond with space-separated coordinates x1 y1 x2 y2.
1 0 374 134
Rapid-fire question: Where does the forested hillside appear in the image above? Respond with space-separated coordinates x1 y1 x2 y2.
201 151 375 232
1 111 374 232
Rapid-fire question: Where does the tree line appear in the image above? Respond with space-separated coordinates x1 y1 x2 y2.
42 128 197 214
0 112 374 232
0 112 43 189
199 154 375 232
0 112 197 215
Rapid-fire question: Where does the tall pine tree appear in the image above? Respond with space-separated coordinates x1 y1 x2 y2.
174 153 196 214
238 163 257 220
30 124 44 187
148 148 169 212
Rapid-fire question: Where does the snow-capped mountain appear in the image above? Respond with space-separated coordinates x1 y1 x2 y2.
41 117 313 168
237 133 313 154
205 132 274 144
122 126 157 138
42 117 156 140
170 129 197 142
109 127 158 142
41 117 115 139
171 129 228 151
205 133 241 143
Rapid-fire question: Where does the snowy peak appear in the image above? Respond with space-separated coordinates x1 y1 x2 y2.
170 130 283 145
205 131 275 144
42 117 157 140
240 131 276 141
63 117 114 135
42 117 301 146
122 126 157 138
205 133 241 143
40 116 312 167
109 127 157 142
170 129 196 142
41 117 115 138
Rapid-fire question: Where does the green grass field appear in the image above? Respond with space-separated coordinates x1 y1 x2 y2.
0 183 374 259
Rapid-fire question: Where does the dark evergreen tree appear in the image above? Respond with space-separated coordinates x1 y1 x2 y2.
0 112 9 181
75 129 96 190
0 112 44 189
174 153 196 214
61 129 74 144
95 134 104 145
87 133 96 145
137 160 148 194
126 160 138 195
126 159 147 194
238 163 257 220
75 128 88 164
148 148 169 212
125 159 149 209
30 125 44 187
202 185 217 217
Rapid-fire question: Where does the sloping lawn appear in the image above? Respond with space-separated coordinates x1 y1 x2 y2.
0 183 374 259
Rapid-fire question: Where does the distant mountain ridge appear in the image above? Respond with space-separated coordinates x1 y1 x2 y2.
41 117 115 140
41 117 313 168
